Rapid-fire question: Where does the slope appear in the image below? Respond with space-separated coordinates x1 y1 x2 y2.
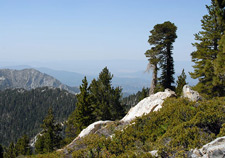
60 89 225 157
0 87 77 146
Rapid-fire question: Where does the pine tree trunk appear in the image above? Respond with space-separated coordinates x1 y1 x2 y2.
149 64 157 96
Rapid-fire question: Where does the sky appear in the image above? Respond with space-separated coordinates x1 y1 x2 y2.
0 0 211 74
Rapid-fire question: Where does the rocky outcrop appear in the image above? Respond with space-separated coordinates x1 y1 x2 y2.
62 120 112 153
0 69 79 94
77 120 112 139
121 89 176 122
182 85 202 102
188 136 225 158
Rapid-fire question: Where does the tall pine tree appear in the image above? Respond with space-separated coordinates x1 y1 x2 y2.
90 67 125 121
157 22 177 90
66 68 125 141
176 69 187 97
91 68 113 120
215 0 225 96
35 108 62 154
190 0 225 97
146 21 177 93
15 135 31 156
66 77 94 140
4 143 16 158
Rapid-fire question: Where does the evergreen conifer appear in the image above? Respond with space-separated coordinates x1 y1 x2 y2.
90 67 125 120
35 108 62 154
66 68 125 141
146 21 177 92
139 87 148 101
0 144 3 158
5 143 16 158
66 77 94 140
190 1 225 97
176 69 187 97
15 135 31 156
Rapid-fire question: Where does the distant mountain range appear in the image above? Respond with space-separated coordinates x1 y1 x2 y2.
0 63 198 95
1 66 151 95
0 69 79 94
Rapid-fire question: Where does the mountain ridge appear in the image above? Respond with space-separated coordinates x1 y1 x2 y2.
0 68 79 94
0 65 198 95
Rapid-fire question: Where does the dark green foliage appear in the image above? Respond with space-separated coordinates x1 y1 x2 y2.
3 135 31 158
35 108 62 154
215 0 225 58
0 144 3 158
66 67 125 141
4 142 16 158
122 87 149 112
176 69 187 97
218 123 225 136
71 97 225 157
139 87 148 101
215 0 225 22
190 1 225 97
66 77 95 142
146 21 177 93
0 87 77 146
27 152 62 158
215 0 225 97
156 22 177 91
216 0 225 8
15 135 31 156
35 135 45 155
90 67 125 121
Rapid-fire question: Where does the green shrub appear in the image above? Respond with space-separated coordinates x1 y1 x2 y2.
68 97 224 157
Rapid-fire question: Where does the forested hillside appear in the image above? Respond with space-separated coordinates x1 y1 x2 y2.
0 87 77 146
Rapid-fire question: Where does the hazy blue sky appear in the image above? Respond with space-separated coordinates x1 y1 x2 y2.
0 0 211 73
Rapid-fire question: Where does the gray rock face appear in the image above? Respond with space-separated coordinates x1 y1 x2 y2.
188 136 225 158
0 69 79 94
182 85 202 102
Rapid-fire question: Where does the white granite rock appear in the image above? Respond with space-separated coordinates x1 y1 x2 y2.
182 85 202 102
121 89 176 122
188 136 225 158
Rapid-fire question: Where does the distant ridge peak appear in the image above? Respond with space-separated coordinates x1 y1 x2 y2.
0 68 79 94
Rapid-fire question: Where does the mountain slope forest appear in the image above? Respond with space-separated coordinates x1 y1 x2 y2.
0 87 77 146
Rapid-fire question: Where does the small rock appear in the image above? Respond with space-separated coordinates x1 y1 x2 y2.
188 136 225 158
62 120 112 152
192 148 203 157
182 85 202 102
149 150 158 157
